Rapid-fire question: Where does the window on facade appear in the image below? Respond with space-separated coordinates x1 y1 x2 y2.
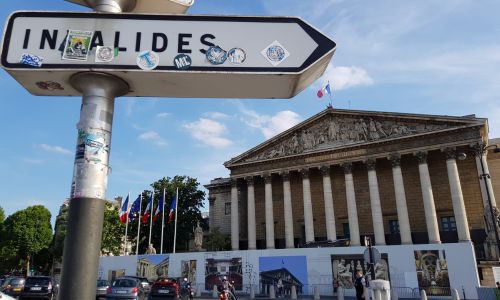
342 223 350 239
441 216 457 232
225 202 231 215
389 220 400 234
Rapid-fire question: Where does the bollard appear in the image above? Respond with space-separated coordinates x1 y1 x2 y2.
420 289 427 300
250 285 255 300
314 285 320 300
291 285 297 300
451 289 460 300
269 284 276 299
213 285 218 299
337 287 344 300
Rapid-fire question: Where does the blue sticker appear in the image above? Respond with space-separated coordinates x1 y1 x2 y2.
20 53 44 67
206 46 227 65
173 54 192 70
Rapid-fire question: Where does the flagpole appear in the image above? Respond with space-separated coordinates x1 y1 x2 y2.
327 80 333 107
173 187 179 254
148 190 154 248
160 188 166 254
135 192 142 255
123 192 130 255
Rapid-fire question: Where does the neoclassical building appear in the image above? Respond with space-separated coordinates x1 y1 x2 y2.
205 108 500 260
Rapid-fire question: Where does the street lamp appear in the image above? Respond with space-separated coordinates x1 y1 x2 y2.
459 144 500 259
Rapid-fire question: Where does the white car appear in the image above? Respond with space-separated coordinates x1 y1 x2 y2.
0 292 17 300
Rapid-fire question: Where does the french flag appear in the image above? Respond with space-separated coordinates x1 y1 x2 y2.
317 83 331 98
119 195 129 224
168 194 177 223
153 193 164 223
141 191 153 224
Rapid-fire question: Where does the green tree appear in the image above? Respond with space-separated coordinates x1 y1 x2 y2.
204 227 231 251
51 204 69 260
127 176 205 254
101 201 125 255
3 205 53 276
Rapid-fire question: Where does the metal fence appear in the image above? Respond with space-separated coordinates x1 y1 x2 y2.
193 283 458 300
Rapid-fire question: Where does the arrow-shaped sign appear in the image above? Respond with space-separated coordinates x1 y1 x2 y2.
1 11 336 98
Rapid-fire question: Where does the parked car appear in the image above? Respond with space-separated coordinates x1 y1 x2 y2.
97 279 110 299
148 278 180 300
1 277 25 298
126 276 151 294
106 277 147 300
19 276 56 300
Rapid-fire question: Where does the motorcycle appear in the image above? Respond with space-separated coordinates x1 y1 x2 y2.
180 279 194 300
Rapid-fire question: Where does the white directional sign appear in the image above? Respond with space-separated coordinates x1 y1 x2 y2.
1 11 336 98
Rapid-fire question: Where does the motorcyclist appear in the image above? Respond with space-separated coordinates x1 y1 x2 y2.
182 277 194 300
221 276 236 300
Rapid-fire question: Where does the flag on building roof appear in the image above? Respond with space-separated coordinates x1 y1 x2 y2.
142 192 153 224
128 194 141 221
317 83 331 98
153 192 164 223
119 195 129 224
168 194 177 223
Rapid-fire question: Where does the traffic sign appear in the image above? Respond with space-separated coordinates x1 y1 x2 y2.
1 11 336 98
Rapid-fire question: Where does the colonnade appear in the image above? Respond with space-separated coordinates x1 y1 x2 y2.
229 149 472 250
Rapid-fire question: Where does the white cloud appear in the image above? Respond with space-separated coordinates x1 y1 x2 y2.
183 118 232 148
156 112 171 118
203 112 230 120
321 65 374 90
138 131 167 146
239 108 302 139
38 144 72 155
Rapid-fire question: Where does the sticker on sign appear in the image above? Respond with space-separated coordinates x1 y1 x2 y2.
1 11 336 99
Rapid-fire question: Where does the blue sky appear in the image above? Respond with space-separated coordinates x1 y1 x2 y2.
1 1 500 224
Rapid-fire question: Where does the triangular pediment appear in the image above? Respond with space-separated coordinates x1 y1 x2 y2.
225 108 486 167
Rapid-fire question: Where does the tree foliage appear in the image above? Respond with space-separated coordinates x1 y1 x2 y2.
51 204 69 260
126 176 205 254
204 227 231 251
101 201 125 255
2 205 53 275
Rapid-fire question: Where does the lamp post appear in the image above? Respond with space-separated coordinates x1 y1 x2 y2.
460 143 500 259
476 144 500 259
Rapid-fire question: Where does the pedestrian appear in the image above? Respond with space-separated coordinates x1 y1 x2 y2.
354 270 366 300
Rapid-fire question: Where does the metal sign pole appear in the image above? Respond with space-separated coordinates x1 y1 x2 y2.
58 71 128 299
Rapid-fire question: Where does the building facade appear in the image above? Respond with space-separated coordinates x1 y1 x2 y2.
206 108 500 261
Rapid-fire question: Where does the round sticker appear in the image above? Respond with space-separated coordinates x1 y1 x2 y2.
95 46 114 63
228 48 246 65
266 45 286 63
206 46 227 65
136 50 160 70
173 54 192 70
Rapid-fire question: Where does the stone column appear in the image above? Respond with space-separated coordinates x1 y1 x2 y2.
263 173 275 249
246 176 257 250
343 162 360 246
415 151 440 244
444 148 471 241
388 154 412 244
321 166 337 241
366 159 386 245
301 169 315 243
230 179 239 250
282 171 295 248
